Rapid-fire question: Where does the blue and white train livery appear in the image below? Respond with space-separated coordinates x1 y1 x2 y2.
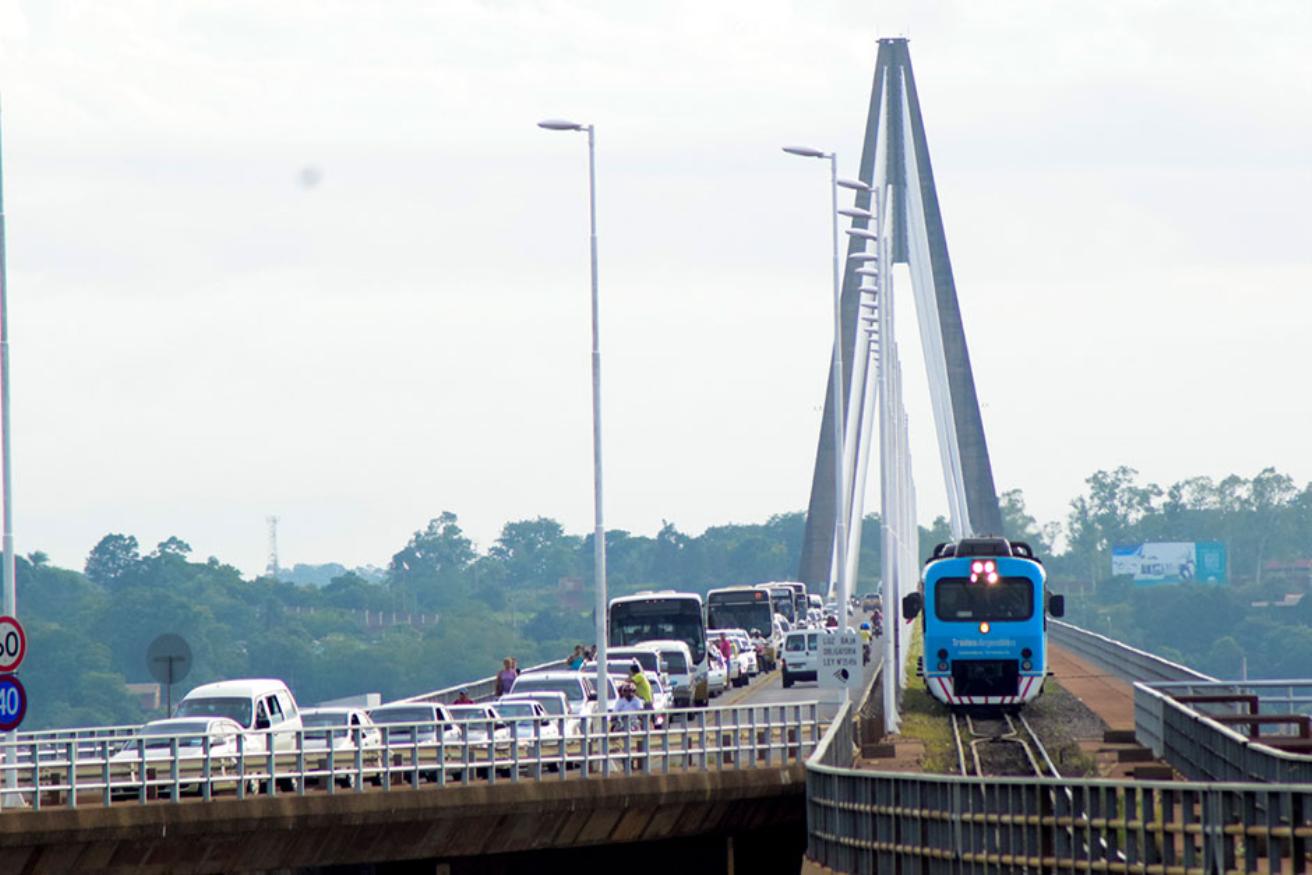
902 537 1065 709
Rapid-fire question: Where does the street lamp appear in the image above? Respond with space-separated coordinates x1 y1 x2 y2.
783 144 850 634
539 117 609 714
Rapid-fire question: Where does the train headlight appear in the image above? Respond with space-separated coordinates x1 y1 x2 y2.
979 622 990 634
1021 660 1033 671
971 561 984 574
986 572 998 584
937 649 948 660
936 661 948 672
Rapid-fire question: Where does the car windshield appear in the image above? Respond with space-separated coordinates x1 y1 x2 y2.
496 703 537 719
509 677 582 703
447 706 491 721
371 706 438 726
175 697 252 728
132 721 217 750
935 578 1034 621
659 650 688 673
302 712 350 729
786 636 806 652
508 695 565 715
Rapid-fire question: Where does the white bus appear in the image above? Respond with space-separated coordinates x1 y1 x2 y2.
608 591 709 707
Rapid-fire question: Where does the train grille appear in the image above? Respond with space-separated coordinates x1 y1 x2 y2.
951 659 1019 697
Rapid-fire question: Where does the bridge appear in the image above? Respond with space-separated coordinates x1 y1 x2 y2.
0 37 1307 875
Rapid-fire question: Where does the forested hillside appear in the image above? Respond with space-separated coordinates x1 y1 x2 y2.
15 466 1312 729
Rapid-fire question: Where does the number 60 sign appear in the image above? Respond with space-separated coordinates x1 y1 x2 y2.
0 616 25 674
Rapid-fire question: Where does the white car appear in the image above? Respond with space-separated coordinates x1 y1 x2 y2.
706 648 729 697
299 707 382 787
606 647 669 689
110 717 245 797
508 672 600 736
634 640 695 708
446 704 512 747
709 632 750 687
723 629 759 675
369 702 459 746
498 691 575 737
174 678 303 755
493 699 561 748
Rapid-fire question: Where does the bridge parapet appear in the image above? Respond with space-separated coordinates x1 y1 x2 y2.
1136 680 1312 784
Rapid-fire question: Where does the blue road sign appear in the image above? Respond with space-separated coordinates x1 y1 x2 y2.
0 674 27 732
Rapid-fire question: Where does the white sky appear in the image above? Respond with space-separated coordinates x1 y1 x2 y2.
1 0 1309 577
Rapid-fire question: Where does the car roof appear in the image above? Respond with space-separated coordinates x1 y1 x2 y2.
140 717 241 731
516 671 587 682
182 679 290 700
500 690 567 701
633 639 691 653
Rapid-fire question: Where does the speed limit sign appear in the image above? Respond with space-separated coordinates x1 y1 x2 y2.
0 616 26 673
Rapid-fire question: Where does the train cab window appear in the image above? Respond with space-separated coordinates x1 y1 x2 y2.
934 577 1033 622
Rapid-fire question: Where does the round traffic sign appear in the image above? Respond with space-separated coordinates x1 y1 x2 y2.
0 675 27 732
0 616 26 673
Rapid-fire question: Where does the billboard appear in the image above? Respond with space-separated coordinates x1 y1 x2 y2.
1111 542 1227 584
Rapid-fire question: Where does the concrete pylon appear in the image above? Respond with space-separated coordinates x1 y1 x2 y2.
797 38 1002 591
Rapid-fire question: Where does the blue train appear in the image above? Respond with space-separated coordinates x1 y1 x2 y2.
902 537 1065 709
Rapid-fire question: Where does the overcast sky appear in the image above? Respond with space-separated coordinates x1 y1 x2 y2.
1 0 1309 577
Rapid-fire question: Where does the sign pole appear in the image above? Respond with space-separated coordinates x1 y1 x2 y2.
0 107 22 808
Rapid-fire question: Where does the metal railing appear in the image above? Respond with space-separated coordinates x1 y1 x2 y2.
805 623 1312 874
1136 681 1312 785
403 658 569 706
0 701 822 812
807 762 1312 874
1049 619 1215 684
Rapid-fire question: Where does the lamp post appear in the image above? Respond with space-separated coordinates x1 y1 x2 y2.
783 145 850 635
539 118 608 714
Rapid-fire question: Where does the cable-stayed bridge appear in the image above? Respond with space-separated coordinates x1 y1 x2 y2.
0 38 1306 875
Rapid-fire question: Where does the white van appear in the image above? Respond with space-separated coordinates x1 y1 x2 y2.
633 640 695 708
781 630 821 688
175 678 303 753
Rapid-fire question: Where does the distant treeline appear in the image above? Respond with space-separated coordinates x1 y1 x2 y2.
15 466 1312 729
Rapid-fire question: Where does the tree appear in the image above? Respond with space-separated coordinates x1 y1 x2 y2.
1247 467 1297 586
154 536 193 558
489 517 579 589
387 512 475 608
84 533 141 587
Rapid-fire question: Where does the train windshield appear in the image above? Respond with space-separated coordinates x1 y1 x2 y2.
934 578 1033 622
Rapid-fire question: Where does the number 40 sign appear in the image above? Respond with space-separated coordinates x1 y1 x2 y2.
0 616 27 732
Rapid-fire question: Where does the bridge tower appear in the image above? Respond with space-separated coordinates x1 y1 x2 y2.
797 37 1003 594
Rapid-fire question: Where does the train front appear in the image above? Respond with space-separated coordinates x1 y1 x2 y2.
915 545 1049 708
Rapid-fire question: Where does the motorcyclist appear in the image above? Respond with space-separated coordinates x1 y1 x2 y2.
859 622 872 664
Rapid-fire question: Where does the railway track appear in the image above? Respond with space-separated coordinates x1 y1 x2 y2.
951 711 1061 778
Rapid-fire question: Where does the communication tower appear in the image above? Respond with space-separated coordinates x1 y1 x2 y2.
265 516 280 579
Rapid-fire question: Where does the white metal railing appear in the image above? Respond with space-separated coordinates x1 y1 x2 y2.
0 701 822 812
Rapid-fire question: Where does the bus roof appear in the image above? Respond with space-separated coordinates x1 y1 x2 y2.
706 585 772 597
610 591 703 606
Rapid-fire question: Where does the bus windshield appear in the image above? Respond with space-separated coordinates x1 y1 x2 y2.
610 597 706 664
765 590 795 623
707 591 774 638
